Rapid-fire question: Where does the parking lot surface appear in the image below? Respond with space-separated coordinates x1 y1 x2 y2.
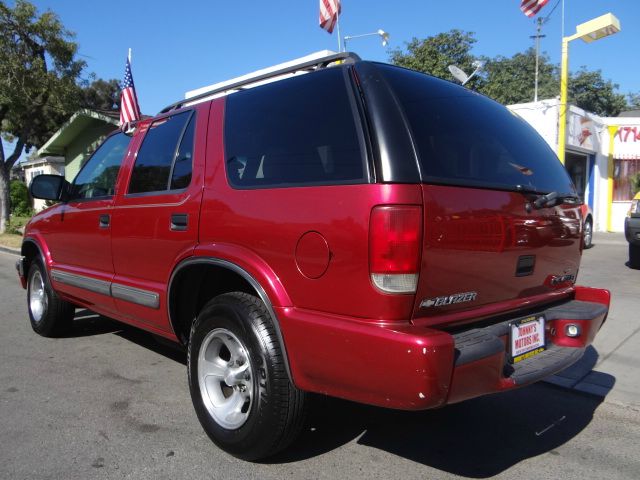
1 232 638 480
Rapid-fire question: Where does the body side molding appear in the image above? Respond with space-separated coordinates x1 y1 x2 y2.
50 269 160 309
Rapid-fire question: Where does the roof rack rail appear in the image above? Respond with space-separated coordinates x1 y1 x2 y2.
159 51 361 114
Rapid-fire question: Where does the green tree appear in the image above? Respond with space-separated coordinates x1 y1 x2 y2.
9 179 31 216
389 30 480 87
0 0 86 233
568 68 627 117
627 93 640 110
478 49 557 105
388 31 628 117
81 78 120 111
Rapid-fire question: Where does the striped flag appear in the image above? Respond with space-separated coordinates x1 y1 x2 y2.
520 0 549 18
319 0 341 34
119 51 141 128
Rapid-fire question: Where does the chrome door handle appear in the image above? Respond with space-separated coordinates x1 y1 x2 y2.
170 213 188 231
99 214 110 228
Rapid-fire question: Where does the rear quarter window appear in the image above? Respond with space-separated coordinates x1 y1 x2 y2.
224 67 367 189
377 64 576 195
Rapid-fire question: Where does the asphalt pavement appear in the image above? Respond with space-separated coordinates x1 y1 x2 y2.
0 233 638 480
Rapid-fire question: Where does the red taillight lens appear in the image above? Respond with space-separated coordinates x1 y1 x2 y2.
369 205 422 293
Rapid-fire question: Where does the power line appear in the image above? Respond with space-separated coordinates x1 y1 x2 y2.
542 0 562 25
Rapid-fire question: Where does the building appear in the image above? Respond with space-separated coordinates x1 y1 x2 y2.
36 109 119 181
18 156 65 211
508 99 640 232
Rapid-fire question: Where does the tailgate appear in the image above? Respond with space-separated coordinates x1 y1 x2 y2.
412 184 582 326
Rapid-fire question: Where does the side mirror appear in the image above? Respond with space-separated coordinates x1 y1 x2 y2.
30 174 67 201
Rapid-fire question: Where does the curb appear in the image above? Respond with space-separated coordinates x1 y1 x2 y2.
0 245 20 256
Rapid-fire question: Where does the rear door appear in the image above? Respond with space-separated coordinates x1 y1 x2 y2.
110 106 207 333
375 64 582 325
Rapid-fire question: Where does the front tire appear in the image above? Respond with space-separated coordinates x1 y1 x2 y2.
27 260 75 337
583 217 593 249
187 292 306 461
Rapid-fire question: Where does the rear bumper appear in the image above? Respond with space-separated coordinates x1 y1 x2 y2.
625 216 640 245
279 285 609 410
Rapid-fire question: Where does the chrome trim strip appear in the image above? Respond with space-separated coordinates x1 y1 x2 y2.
111 284 160 309
50 269 111 296
168 257 293 383
49 269 159 309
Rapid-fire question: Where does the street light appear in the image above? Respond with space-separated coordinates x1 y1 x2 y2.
343 29 389 51
448 60 485 86
558 13 621 165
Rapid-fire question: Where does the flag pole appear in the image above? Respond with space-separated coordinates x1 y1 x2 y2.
336 14 342 52
128 47 132 63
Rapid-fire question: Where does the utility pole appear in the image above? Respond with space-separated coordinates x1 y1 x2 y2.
530 17 546 102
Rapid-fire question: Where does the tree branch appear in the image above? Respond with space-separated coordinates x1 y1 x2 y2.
5 136 26 170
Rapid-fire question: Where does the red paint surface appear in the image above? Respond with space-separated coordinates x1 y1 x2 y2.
20 93 610 411
295 232 331 279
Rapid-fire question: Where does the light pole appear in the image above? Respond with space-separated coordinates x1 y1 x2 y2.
343 29 389 52
557 13 620 165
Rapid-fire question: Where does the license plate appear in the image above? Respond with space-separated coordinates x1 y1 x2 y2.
509 315 545 363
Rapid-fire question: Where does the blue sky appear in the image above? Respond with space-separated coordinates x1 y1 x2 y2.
16 0 640 115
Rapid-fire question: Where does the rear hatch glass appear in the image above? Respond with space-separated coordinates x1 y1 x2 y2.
376 63 576 196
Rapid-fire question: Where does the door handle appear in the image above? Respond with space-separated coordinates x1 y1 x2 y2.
99 214 110 228
170 213 188 231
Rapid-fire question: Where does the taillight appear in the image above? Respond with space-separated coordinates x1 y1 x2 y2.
629 199 639 216
369 205 422 294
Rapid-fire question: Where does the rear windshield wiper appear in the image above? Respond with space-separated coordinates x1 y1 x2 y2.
532 191 580 209
514 186 580 210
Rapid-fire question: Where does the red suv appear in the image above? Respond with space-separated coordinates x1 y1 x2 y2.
18 52 610 460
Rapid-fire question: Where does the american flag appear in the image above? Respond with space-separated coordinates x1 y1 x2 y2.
520 0 549 18
120 53 141 127
319 0 341 34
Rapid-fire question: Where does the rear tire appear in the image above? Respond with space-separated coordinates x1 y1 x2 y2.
187 292 306 461
27 260 75 337
629 244 640 269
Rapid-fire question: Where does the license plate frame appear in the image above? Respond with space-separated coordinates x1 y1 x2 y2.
509 315 546 363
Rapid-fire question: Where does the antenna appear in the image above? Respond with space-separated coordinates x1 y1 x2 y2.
448 65 469 85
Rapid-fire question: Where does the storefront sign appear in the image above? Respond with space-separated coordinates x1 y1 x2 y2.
567 112 596 151
614 125 640 159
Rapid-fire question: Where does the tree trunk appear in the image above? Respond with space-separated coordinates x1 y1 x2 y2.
0 164 10 234
0 136 25 234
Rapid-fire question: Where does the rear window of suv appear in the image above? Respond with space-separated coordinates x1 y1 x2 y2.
224 67 367 189
377 64 576 195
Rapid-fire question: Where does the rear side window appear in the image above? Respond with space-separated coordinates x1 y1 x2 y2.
128 111 194 194
70 132 131 200
378 64 575 195
224 67 366 188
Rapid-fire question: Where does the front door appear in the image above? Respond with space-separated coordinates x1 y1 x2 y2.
46 132 132 313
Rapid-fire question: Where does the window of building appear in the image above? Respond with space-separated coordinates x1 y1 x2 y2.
224 68 366 189
613 158 640 201
128 111 194 194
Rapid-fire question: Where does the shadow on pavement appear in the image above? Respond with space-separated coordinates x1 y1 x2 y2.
546 346 616 397
272 384 604 477
64 309 187 366
63 308 610 476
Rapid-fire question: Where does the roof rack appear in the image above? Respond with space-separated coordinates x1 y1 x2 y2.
159 51 361 114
